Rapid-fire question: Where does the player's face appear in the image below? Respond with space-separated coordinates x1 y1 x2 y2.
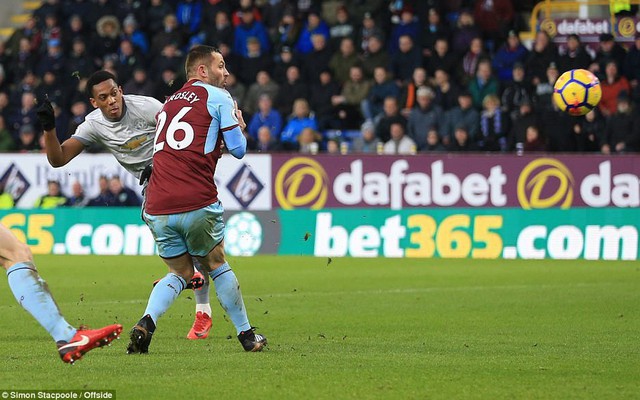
90 79 124 120
205 52 229 88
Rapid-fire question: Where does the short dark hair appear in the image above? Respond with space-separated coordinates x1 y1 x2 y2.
86 70 117 98
185 45 220 78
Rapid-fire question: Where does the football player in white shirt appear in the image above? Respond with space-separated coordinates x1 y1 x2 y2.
37 70 214 341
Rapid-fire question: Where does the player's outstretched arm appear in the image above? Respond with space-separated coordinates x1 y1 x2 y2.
37 99 84 167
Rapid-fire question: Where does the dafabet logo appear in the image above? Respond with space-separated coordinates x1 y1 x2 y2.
517 158 574 209
274 157 328 209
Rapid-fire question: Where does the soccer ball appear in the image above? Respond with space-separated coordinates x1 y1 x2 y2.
552 69 602 116
225 212 263 256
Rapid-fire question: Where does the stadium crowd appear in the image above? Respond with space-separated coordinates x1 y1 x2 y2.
0 0 638 155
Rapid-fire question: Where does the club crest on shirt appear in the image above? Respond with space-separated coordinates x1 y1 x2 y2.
121 132 153 151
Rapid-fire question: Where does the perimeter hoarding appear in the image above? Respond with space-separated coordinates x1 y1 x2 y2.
0 154 271 210
271 154 640 210
278 208 638 261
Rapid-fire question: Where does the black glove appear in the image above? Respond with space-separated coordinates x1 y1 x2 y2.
139 164 153 185
36 98 56 131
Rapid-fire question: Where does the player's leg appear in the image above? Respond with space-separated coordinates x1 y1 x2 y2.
187 257 213 339
0 224 121 363
192 203 266 351
129 213 194 354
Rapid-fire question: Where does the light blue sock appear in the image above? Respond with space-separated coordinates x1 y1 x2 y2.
143 273 187 324
210 263 251 334
193 259 211 307
7 262 76 343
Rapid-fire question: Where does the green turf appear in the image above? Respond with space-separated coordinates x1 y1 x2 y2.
0 255 638 399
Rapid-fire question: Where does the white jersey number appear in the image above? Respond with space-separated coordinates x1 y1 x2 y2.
154 107 194 153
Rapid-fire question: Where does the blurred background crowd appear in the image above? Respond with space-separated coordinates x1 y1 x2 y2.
0 0 638 157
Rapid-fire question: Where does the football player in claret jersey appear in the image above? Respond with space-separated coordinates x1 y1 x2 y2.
37 71 216 340
0 223 122 364
127 45 266 353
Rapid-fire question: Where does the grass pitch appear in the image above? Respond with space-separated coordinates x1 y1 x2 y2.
0 255 638 399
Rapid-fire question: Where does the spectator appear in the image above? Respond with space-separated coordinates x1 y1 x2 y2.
399 67 429 117
297 127 322 154
523 125 547 152
388 5 420 55
280 98 318 150
473 0 514 53
67 180 89 207
270 9 301 54
508 100 537 151
150 14 184 59
355 12 385 56
175 0 203 36
108 176 141 207
407 86 444 150
525 30 558 86
433 69 461 111
253 126 281 152
224 72 246 110
238 36 274 85
359 34 389 80
116 39 145 82
0 116 16 152
145 0 174 37
248 94 283 142
243 70 280 117
233 5 270 57
151 42 183 83
477 94 509 151
66 100 88 138
62 15 88 53
558 34 592 72
9 92 39 140
295 9 330 55
5 16 41 58
34 71 64 110
592 33 626 79
123 67 155 96
121 15 149 56
301 33 332 84
426 37 457 77
10 38 39 80
458 37 488 86
274 65 308 117
17 124 39 152
447 124 479 152
444 91 480 146
423 128 447 152
533 62 560 113
501 62 533 120
539 100 575 152
88 176 113 206
34 180 68 208
624 33 640 104
362 67 400 122
468 59 499 110
93 15 121 63
602 92 635 153
40 12 62 50
309 68 341 131
450 9 480 57
330 65 371 130
63 38 95 86
325 138 340 154
329 37 359 85
231 0 262 27
493 30 529 82
153 67 181 102
329 6 356 51
374 96 407 143
204 11 235 50
351 120 381 153
383 122 416 154
272 46 300 85
599 61 631 118
573 108 604 153
389 34 423 85
419 8 451 58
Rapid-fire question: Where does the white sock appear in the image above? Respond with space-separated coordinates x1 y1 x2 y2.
196 303 212 316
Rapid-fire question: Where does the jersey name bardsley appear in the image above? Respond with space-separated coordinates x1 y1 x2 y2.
145 79 239 215
73 95 163 179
